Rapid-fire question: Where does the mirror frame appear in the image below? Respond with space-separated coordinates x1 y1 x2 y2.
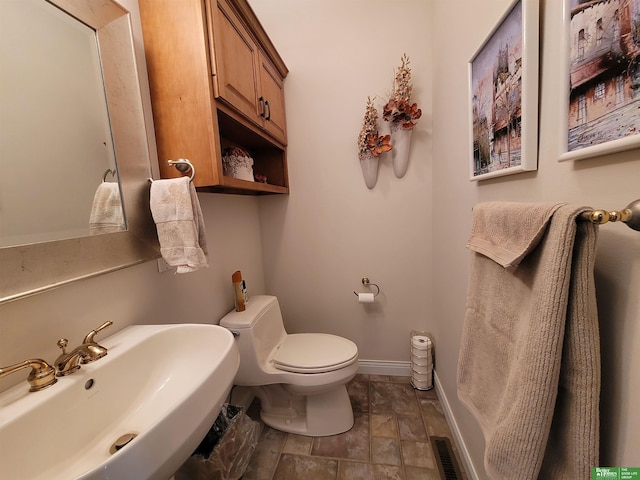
0 0 159 304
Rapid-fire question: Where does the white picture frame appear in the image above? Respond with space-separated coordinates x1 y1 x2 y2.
468 0 539 181
559 0 640 162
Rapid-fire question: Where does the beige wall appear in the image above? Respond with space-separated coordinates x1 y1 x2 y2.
1 0 638 477
252 0 434 366
430 0 640 473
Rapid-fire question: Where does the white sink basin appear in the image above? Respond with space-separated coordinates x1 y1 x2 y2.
0 324 239 480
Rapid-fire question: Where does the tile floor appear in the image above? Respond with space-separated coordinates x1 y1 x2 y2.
241 374 468 480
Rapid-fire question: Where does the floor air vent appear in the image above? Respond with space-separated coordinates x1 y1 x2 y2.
430 436 464 480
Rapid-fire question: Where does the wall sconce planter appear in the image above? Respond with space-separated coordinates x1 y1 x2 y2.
357 97 391 189
383 54 421 178
359 151 379 189
390 126 412 178
356 55 420 187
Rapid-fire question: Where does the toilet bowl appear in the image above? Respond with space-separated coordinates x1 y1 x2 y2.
219 295 358 436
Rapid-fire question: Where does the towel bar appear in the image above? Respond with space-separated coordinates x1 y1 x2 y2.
580 199 640 231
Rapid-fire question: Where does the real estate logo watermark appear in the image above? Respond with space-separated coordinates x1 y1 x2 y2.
592 467 640 480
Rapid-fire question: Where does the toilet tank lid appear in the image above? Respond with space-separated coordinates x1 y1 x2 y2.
219 295 278 329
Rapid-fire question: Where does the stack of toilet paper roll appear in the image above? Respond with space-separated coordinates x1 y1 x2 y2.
410 330 433 390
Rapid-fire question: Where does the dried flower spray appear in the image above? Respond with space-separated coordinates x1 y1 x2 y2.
358 96 392 158
383 54 422 130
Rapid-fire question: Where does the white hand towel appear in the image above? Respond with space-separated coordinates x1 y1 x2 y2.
150 177 208 273
89 182 126 235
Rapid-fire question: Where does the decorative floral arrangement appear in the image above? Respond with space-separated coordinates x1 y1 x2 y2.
383 54 422 130
222 146 254 181
358 96 392 158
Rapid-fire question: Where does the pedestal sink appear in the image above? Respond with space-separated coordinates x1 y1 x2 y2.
0 324 239 480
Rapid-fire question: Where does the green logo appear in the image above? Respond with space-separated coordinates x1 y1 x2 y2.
593 468 620 479
593 468 640 480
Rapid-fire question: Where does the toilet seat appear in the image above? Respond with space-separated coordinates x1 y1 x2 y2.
272 333 358 374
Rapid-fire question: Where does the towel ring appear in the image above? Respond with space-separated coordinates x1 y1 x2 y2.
168 158 196 182
102 168 117 182
353 277 381 297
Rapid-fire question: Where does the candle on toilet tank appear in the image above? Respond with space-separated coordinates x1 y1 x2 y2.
232 270 245 311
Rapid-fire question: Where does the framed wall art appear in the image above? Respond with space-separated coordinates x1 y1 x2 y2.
559 0 640 162
469 0 539 181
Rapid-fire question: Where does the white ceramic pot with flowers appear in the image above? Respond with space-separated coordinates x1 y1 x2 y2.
222 146 255 181
383 54 422 178
358 97 392 189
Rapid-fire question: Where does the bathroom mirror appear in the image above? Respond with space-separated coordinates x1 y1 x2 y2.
0 0 125 247
0 0 159 304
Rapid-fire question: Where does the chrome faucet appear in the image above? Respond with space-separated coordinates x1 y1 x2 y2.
0 359 57 391
55 321 113 376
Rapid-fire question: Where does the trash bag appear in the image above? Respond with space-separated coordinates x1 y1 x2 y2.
174 404 262 480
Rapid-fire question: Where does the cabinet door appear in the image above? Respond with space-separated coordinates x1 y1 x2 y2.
140 0 221 186
258 52 287 145
210 0 261 125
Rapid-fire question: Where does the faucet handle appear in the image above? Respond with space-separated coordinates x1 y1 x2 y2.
80 321 112 364
56 338 81 375
82 321 113 344
57 338 70 353
0 359 57 392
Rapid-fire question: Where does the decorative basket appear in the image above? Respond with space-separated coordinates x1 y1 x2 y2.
222 146 254 182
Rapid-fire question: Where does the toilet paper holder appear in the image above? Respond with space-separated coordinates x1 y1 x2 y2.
353 277 380 297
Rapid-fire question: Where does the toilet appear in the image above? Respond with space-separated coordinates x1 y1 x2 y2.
219 295 358 436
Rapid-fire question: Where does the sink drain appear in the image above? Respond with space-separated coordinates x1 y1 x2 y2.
109 433 137 454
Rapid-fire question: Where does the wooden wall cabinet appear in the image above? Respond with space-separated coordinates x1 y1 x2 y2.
256 51 287 144
139 0 289 194
208 0 286 145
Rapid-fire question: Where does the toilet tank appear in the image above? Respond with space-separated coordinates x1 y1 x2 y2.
219 295 287 385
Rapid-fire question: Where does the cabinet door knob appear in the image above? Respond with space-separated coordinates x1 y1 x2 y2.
259 96 265 117
264 100 271 121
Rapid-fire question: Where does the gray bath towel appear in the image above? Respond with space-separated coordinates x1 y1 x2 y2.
458 202 600 480
150 177 209 273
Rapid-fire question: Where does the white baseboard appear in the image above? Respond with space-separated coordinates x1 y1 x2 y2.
357 359 412 376
434 371 480 480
